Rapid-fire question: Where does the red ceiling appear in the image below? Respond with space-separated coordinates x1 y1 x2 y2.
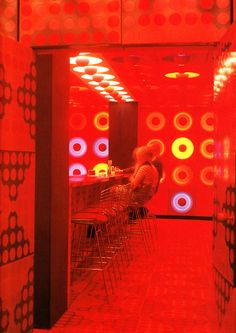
70 45 216 110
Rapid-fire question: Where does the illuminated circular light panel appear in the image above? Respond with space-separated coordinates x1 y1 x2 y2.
70 55 103 65
171 192 193 213
146 112 166 131
200 166 214 186
201 112 214 132
173 112 192 131
88 81 99 86
93 163 108 175
100 92 109 95
69 163 87 176
95 86 105 91
171 137 194 159
200 139 214 159
147 139 165 156
165 72 200 78
94 112 109 131
93 138 109 157
112 86 124 91
119 91 128 95
69 138 87 157
172 165 193 185
73 65 109 73
82 73 115 80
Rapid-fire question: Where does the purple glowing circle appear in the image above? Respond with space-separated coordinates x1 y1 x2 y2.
93 138 109 157
69 163 87 176
69 137 87 157
171 192 193 213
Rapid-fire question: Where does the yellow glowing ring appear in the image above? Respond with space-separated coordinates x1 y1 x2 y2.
147 139 165 156
200 112 214 132
172 165 193 185
173 112 192 131
171 137 194 160
93 163 108 175
146 112 165 131
94 112 109 131
200 139 214 159
200 166 214 186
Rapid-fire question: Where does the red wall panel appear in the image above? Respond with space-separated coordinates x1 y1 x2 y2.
0 35 35 333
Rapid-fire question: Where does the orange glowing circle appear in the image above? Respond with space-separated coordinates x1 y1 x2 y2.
173 112 192 131
172 165 193 185
200 166 214 186
146 112 165 131
147 139 165 156
165 72 200 78
93 163 108 175
200 112 214 132
200 139 214 159
94 112 109 131
171 137 194 160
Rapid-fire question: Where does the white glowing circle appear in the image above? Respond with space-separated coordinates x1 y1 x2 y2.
105 95 113 99
119 91 128 95
73 65 109 73
100 91 109 95
82 73 115 80
69 138 87 157
107 81 120 85
93 138 109 157
70 55 103 65
95 86 105 91
112 86 124 91
171 192 193 213
88 81 99 86
69 163 87 176
126 99 134 102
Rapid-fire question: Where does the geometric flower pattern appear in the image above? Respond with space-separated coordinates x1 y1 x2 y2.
14 267 34 333
0 298 10 332
0 211 33 267
0 63 12 119
0 150 33 201
213 266 232 326
213 184 236 284
17 62 36 139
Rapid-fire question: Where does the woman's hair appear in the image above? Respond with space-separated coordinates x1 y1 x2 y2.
135 146 153 164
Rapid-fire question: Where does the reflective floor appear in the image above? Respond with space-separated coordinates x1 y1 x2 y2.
34 219 216 333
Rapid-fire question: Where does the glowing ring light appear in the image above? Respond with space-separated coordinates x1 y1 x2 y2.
173 112 192 131
201 112 214 132
146 112 165 131
171 137 194 160
69 113 87 130
200 139 214 159
69 138 87 157
93 163 108 175
171 192 193 213
147 139 165 156
70 55 102 65
69 163 87 176
82 73 115 81
93 138 109 157
172 165 193 185
200 166 214 186
94 112 109 131
73 65 109 74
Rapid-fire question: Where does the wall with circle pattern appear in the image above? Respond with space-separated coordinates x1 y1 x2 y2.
139 105 215 216
212 26 236 329
0 34 35 333
69 88 109 177
0 1 232 45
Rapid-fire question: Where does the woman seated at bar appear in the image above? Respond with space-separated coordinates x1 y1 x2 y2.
128 145 160 219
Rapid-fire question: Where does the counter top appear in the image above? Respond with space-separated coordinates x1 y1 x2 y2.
69 173 128 187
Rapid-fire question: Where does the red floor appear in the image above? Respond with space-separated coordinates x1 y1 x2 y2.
34 219 217 333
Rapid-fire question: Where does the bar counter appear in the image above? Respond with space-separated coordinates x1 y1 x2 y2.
70 174 129 214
